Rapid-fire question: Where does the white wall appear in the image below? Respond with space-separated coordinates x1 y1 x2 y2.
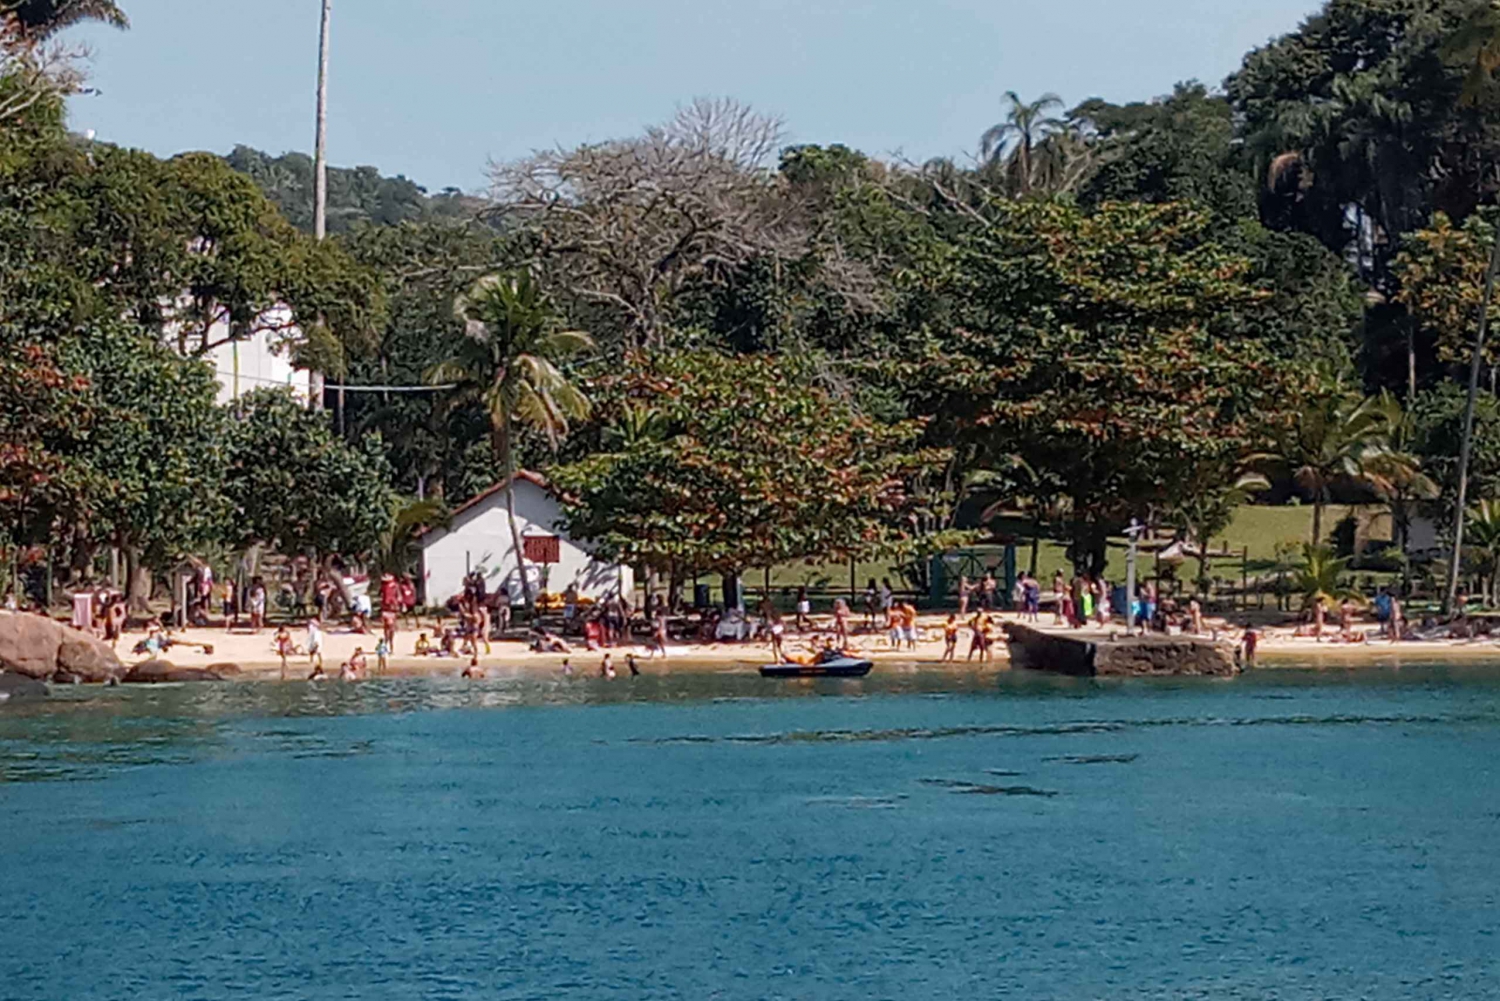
420 479 632 605
200 309 310 406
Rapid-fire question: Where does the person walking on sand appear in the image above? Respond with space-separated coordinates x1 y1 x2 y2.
305 617 324 672
768 610 787 663
863 579 879 630
942 614 959 662
1052 572 1067 624
274 624 294 680
795 586 812 633
958 575 972 617
647 607 669 659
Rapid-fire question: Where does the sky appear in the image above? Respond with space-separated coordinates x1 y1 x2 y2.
66 0 1325 194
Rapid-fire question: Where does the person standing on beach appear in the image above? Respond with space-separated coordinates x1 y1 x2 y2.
1389 593 1404 642
863 580 879 630
832 597 851 648
1052 572 1067 624
374 635 390 675
768 610 787 663
968 610 992 662
795 586 812 633
248 577 267 633
879 579 894 618
305 618 324 672
980 572 998 611
900 601 919 651
942 614 959 662
958 575 972 617
274 624 294 680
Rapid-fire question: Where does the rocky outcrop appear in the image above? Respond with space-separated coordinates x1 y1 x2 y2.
122 660 226 684
0 611 124 682
0 671 48 701
1006 624 1238 678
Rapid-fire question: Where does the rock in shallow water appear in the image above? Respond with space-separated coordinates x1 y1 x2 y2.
0 671 48 701
122 660 226 684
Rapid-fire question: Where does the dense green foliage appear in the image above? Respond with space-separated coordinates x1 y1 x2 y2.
16 0 1500 602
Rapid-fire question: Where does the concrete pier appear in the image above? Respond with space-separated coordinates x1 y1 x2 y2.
1006 624 1238 678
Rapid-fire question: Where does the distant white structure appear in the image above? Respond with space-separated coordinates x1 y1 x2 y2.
166 303 312 406
419 471 633 605
198 306 312 406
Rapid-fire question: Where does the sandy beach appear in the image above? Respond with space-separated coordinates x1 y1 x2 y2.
105 610 1500 679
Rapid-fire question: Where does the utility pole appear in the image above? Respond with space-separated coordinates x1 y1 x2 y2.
1445 232 1500 614
309 0 332 412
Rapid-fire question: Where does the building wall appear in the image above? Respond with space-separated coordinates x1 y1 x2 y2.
199 310 311 406
419 479 632 605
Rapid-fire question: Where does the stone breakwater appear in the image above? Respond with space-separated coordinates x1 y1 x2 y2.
1005 623 1239 677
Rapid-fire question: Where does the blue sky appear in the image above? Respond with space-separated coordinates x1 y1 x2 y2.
67 0 1323 193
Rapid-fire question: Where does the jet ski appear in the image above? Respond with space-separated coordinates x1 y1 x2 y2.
759 652 873 678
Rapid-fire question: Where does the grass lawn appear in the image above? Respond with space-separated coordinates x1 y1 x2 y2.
753 504 1386 602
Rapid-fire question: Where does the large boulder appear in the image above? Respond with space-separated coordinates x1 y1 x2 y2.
123 660 225 684
0 671 48 701
0 611 123 682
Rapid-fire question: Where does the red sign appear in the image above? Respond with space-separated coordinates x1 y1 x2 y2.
523 536 561 564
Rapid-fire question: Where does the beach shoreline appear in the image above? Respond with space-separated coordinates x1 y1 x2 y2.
89 610 1500 679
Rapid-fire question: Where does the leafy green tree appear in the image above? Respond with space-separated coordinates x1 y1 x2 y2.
57 323 227 609
224 145 481 235
550 351 947 583
339 220 518 501
931 198 1295 573
223 389 396 562
1074 82 1256 220
428 272 593 612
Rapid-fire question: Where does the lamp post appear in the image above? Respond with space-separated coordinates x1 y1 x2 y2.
308 0 332 412
1125 519 1145 635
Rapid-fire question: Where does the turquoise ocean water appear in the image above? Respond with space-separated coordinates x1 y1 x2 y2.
2 665 1497 999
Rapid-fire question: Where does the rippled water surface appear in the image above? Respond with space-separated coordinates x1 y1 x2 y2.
3 665 1499 1000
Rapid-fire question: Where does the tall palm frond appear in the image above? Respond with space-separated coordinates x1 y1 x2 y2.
3 0 128 39
1293 544 1362 613
980 91 1065 196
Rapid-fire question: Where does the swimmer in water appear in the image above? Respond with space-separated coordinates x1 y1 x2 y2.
462 655 484 679
561 657 573 676
600 653 615 679
307 663 327 682
627 653 640 677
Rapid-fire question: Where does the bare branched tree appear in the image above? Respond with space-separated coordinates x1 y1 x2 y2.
486 97 809 350
0 18 91 126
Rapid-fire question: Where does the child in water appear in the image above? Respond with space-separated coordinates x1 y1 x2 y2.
374 636 390 675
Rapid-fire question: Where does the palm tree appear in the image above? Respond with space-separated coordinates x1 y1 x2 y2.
1464 500 1500 605
1256 379 1412 546
1292 543 1362 637
1172 471 1271 596
3 0 128 39
980 91 1065 196
1366 391 1438 588
369 497 447 580
1441 2 1500 612
427 272 593 613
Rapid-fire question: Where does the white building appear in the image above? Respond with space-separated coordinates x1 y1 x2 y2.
194 306 312 406
419 472 633 606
